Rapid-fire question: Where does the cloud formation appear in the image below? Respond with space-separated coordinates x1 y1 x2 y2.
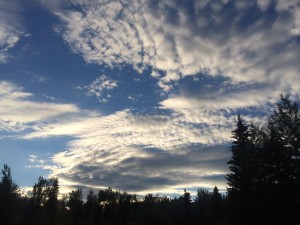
4 0 298 194
51 0 300 96
0 0 25 62
15 0 300 194
0 81 80 131
79 75 118 103
24 107 232 194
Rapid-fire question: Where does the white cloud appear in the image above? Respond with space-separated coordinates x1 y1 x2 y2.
276 0 299 11
161 86 279 112
79 75 118 103
16 0 300 194
257 0 271 11
28 154 45 164
0 0 26 62
49 0 299 98
23 106 232 194
0 81 80 131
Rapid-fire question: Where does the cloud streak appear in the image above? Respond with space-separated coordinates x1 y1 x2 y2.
0 81 80 131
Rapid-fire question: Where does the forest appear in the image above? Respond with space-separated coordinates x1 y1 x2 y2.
0 96 299 225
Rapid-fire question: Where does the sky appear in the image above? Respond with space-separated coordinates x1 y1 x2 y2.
0 0 300 196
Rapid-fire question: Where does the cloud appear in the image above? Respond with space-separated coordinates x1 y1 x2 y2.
161 84 278 112
17 78 276 194
49 0 300 98
28 154 46 164
13 0 300 194
0 0 26 62
0 81 80 131
79 75 118 103
23 106 233 194
257 0 271 11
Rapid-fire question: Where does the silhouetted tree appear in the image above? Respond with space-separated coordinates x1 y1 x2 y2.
25 176 59 225
0 164 19 225
226 116 259 225
44 178 59 225
117 191 136 224
179 189 192 225
211 186 222 222
31 176 47 208
195 188 212 224
86 189 101 225
262 96 300 225
227 96 300 225
68 188 84 224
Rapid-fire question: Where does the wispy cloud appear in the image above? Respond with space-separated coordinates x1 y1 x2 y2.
0 81 80 131
0 0 26 62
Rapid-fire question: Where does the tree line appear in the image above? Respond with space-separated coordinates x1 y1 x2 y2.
0 165 228 225
0 96 299 225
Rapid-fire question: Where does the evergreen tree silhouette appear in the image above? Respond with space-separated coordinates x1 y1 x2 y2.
227 96 300 225
179 189 192 225
0 164 19 225
226 115 263 225
195 188 212 224
212 186 221 222
44 178 59 225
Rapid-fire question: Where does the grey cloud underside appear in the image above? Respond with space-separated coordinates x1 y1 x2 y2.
23 103 234 193
55 145 230 193
59 173 226 198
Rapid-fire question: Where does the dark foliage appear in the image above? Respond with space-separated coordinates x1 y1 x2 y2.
226 95 300 225
0 164 20 225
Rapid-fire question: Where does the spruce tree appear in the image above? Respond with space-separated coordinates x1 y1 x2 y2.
226 116 258 225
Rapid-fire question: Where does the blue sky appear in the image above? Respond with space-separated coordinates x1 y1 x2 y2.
0 0 300 196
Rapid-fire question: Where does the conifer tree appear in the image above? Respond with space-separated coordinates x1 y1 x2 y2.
0 165 19 225
226 116 259 225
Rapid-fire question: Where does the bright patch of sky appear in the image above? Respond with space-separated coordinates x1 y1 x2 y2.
0 0 300 196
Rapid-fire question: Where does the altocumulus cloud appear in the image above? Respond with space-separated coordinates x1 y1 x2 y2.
49 0 300 96
20 0 300 194
78 75 118 103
